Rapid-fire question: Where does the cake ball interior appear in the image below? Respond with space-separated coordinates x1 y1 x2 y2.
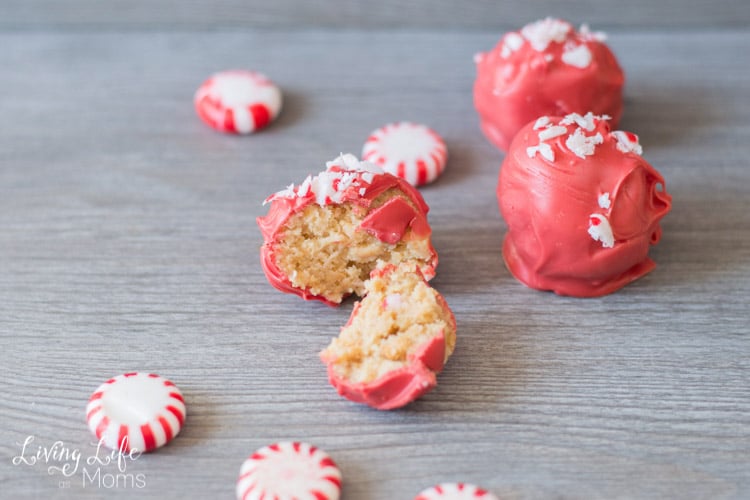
274 189 435 304
322 263 456 384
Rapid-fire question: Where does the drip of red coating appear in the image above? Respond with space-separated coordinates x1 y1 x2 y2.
359 196 430 245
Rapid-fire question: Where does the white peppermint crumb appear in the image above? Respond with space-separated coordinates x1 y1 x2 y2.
545 54 554 62
326 152 359 170
538 125 567 141
579 23 608 41
598 192 611 209
358 160 384 174
521 17 572 52
385 293 402 309
565 129 604 159
501 32 524 58
474 52 485 63
588 214 615 248
264 183 296 205
533 116 551 130
561 111 599 131
311 171 338 205
612 131 644 155
562 44 592 68
266 154 384 206
325 153 383 174
527 142 555 162
505 32 524 51
297 176 312 197
539 143 555 161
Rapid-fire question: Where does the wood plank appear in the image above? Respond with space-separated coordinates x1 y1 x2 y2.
1 30 749 499
1 0 749 31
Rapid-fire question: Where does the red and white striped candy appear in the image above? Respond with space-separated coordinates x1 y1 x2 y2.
588 213 615 248
86 372 186 453
236 442 342 500
612 130 643 155
194 70 282 134
415 482 499 500
362 122 448 186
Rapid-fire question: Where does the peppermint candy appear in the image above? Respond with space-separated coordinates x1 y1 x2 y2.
415 482 499 500
236 442 342 500
363 122 448 186
86 372 185 452
194 70 282 134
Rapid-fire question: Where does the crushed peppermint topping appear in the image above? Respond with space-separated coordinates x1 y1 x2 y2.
560 111 607 131
498 19 606 66
561 44 592 68
588 214 615 248
598 192 612 209
538 125 568 141
579 24 608 42
501 32 525 58
527 143 555 162
270 183 296 200
533 116 551 130
520 18 572 52
612 130 644 155
325 153 383 174
529 113 612 162
528 117 566 162
264 153 384 206
505 32 524 51
566 129 604 159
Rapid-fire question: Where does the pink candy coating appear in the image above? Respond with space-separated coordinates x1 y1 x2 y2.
474 18 624 151
498 113 672 297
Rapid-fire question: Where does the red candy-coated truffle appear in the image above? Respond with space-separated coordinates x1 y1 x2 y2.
320 263 456 410
498 112 672 297
474 18 624 151
258 154 438 306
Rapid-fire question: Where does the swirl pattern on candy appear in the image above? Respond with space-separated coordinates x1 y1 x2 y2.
194 70 282 135
498 113 672 297
258 154 438 306
474 18 624 151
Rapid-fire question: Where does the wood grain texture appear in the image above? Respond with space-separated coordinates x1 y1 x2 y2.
1 28 749 499
1 0 749 31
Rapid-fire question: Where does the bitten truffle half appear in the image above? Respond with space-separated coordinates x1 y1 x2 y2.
258 154 438 306
474 17 624 151
498 112 672 297
320 262 456 410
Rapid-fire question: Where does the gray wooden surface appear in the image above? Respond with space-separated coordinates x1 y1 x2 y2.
1 22 750 500
2 0 749 30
